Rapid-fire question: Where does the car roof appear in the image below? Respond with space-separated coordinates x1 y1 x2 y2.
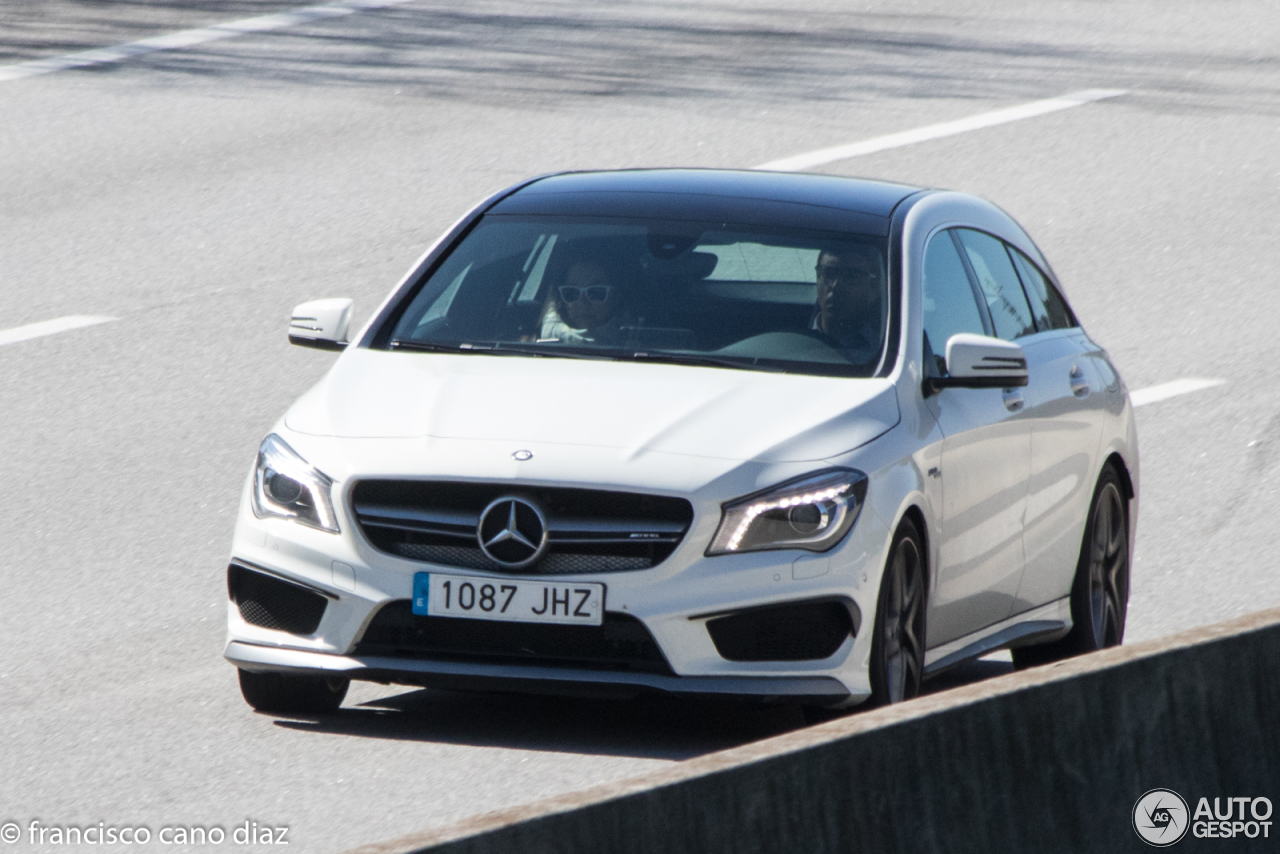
487 169 923 237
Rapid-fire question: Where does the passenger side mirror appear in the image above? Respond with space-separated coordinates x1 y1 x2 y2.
925 333 1028 394
288 299 353 351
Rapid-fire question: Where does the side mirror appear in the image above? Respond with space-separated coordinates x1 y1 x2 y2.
288 299 353 351
925 333 1028 394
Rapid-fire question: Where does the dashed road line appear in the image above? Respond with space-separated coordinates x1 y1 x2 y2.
753 89 1125 172
0 316 118 347
0 0 416 83
1130 378 1226 408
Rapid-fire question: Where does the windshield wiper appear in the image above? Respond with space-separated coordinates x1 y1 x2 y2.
389 340 614 361
491 343 617 360
389 340 473 353
618 351 786 372
390 341 795 372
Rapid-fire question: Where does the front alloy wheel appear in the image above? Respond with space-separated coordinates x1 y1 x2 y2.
238 669 349 715
869 519 927 706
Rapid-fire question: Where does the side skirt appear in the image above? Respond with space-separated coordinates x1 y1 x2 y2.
923 597 1071 677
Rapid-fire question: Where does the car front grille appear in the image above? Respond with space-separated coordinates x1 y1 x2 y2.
353 600 674 675
351 480 694 575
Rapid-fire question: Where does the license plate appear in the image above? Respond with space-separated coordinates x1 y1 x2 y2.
412 572 605 626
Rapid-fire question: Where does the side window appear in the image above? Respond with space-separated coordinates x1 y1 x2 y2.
1009 247 1077 330
955 229 1036 340
922 230 987 376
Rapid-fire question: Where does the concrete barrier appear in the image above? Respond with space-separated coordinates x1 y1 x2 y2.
347 608 1280 854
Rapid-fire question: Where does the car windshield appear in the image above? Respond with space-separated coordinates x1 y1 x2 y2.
387 216 891 377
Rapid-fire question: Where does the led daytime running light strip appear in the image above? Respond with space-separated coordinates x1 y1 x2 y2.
724 485 848 551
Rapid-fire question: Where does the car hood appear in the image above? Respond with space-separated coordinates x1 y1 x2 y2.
285 348 900 464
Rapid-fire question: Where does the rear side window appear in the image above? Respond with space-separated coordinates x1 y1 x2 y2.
955 229 1036 341
922 230 986 376
1009 247 1077 330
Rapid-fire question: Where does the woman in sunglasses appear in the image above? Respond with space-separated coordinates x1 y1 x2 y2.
539 261 626 345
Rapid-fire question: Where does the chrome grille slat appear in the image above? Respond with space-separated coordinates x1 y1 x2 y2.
545 517 687 535
352 480 694 575
547 535 683 545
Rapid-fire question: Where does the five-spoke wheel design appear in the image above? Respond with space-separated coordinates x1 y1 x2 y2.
1012 465 1129 669
870 519 927 705
1085 477 1128 649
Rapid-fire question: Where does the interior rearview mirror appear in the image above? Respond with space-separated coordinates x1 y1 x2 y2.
925 333 1028 394
288 298 353 351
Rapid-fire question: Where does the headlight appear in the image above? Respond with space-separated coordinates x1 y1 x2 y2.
251 434 340 533
706 469 867 556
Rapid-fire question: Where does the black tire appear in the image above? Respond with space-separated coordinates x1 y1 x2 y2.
868 518 927 706
238 669 349 715
1012 466 1129 669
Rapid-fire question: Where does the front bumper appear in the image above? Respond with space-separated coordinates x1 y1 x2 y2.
225 455 892 705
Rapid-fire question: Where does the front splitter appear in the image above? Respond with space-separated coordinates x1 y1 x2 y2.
225 641 856 703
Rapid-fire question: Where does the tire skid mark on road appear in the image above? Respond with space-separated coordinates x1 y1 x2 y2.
0 316 118 347
753 89 1126 172
0 0 417 83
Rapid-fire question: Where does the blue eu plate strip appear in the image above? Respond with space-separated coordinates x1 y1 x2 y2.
412 572 430 615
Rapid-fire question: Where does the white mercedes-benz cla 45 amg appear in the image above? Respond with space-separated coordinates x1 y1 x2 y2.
224 169 1138 716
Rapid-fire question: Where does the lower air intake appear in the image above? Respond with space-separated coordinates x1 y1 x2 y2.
228 564 328 636
706 599 854 662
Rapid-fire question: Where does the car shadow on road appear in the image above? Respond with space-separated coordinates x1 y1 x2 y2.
922 655 1015 695
271 654 1015 760
274 686 808 761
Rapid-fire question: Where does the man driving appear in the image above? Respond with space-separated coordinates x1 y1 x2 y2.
812 243 886 365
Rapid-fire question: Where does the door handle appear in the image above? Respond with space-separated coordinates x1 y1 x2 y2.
1002 387 1024 413
1069 365 1090 397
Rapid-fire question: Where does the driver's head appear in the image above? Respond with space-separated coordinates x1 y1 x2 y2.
556 261 619 331
815 244 883 335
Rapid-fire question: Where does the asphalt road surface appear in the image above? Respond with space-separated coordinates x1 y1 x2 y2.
2 1 1278 850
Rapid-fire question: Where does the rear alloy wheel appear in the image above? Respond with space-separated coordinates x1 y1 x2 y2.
1012 467 1129 669
869 519 927 706
238 669 349 715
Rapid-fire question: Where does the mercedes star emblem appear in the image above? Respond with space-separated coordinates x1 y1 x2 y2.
512 450 533 461
477 496 548 569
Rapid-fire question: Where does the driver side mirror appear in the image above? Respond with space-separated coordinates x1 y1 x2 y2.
925 333 1028 394
288 298 353 351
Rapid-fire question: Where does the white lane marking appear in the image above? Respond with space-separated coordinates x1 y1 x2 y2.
0 0 417 83
753 89 1126 172
1130 378 1226 408
0 316 118 346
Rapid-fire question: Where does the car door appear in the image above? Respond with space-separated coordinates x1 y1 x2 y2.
920 229 1031 647
1005 245 1106 613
